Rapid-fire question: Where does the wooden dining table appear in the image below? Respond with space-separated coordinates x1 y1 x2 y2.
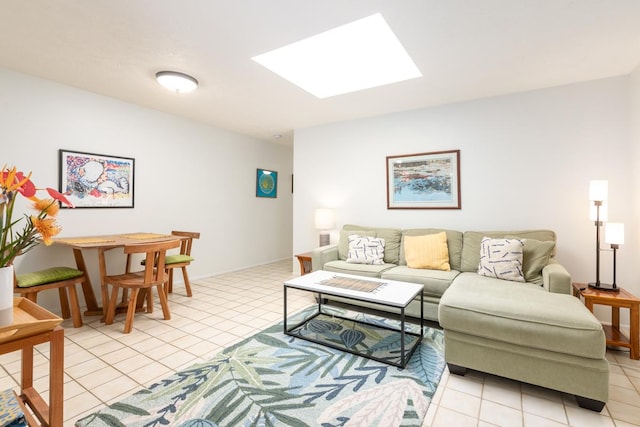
53 232 184 317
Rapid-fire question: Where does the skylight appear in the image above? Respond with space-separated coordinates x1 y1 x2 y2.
252 13 422 99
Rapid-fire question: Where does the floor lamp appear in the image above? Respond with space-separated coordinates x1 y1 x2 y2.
605 222 624 290
588 180 618 292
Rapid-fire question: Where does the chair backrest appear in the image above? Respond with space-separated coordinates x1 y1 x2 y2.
125 239 181 284
171 231 200 256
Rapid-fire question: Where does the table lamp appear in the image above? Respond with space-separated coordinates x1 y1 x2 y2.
314 208 335 246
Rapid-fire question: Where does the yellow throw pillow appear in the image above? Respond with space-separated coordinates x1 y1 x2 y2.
404 232 451 271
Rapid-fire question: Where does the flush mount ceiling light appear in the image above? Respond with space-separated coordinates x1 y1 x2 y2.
252 13 422 99
155 71 198 93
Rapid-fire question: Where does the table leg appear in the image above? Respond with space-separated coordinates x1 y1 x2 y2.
400 307 406 367
283 285 288 333
21 345 34 390
612 306 620 330
585 298 594 313
72 248 101 315
98 248 109 319
49 327 64 426
631 303 639 360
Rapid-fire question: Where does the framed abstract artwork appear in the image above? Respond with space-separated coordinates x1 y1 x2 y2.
59 149 135 208
386 150 461 209
256 168 278 198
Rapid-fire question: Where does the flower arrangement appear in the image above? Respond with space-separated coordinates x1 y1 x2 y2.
0 165 73 268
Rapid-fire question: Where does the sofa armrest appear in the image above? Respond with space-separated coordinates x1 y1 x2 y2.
311 245 339 271
542 260 571 294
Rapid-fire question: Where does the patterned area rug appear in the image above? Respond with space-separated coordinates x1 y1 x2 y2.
76 306 445 427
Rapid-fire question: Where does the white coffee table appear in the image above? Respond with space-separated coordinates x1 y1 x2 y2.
283 270 424 368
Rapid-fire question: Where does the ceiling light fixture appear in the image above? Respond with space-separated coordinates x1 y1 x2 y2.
155 71 198 93
252 13 422 98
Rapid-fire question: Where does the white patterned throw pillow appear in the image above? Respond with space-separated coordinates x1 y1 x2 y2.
478 237 525 282
346 235 386 265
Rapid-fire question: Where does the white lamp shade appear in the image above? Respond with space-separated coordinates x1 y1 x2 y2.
314 208 335 230
589 180 608 202
589 200 608 221
605 222 624 245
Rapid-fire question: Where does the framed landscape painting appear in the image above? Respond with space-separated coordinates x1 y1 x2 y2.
256 168 278 198
59 149 135 208
386 150 460 209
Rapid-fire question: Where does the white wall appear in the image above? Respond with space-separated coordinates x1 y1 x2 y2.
630 64 640 255
293 75 637 325
1 67 293 312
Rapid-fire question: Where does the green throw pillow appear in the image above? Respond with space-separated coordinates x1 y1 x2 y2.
16 267 84 288
521 239 556 283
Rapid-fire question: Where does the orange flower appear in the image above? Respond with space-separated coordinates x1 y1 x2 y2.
1 165 73 267
33 198 59 217
31 216 61 246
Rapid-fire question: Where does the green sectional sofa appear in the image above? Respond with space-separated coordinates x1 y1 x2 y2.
311 224 609 411
311 224 570 320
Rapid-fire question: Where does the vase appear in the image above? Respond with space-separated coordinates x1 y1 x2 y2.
0 265 14 326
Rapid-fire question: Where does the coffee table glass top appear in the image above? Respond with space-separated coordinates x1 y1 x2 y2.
284 270 422 308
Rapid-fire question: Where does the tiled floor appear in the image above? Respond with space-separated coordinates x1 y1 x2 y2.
1 259 639 426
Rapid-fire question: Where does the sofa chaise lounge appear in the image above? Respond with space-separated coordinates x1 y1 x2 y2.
310 224 609 411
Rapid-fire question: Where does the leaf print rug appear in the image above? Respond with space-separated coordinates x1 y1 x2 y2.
76 305 446 427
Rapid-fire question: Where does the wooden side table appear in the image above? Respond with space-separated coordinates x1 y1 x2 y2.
0 299 64 426
294 252 313 275
572 282 639 360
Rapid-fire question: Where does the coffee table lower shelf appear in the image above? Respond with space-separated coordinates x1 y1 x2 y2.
284 287 424 369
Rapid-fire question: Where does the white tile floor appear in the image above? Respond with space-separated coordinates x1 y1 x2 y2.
1 259 639 426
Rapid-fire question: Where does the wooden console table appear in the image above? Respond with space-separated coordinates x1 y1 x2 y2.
0 298 64 426
572 282 639 360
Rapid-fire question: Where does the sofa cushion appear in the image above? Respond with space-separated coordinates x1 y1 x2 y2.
399 228 463 271
439 273 605 359
461 230 556 273
323 260 396 278
478 237 525 282
520 238 556 284
340 225 402 264
382 266 460 298
404 232 450 271
346 235 385 265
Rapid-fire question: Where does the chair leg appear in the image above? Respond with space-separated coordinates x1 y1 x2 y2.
124 289 139 334
167 269 174 295
67 285 83 328
146 289 153 313
57 287 71 319
181 267 192 297
105 285 120 325
156 285 171 321
25 293 38 304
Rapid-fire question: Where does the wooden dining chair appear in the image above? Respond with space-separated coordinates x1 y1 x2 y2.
104 239 180 333
164 231 200 297
14 266 87 327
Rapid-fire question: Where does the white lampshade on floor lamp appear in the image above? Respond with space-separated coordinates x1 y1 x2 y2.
314 208 335 246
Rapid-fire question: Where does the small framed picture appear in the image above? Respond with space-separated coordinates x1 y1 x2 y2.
386 150 461 209
59 149 135 208
256 168 278 198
